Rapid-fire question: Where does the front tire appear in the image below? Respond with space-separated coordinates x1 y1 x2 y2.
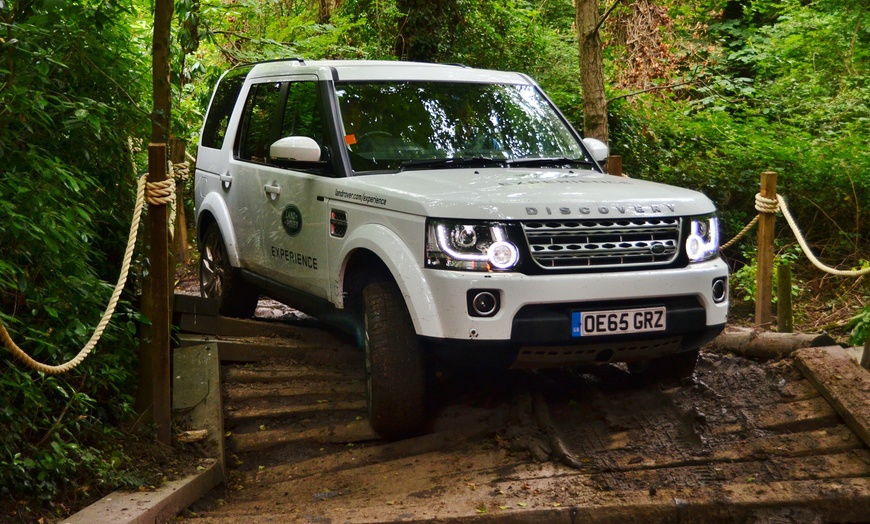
199 223 258 318
363 280 426 439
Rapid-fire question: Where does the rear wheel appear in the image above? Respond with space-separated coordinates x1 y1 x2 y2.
199 223 258 318
363 280 426 439
627 348 699 383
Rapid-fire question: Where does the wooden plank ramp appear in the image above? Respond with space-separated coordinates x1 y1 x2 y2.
172 298 870 523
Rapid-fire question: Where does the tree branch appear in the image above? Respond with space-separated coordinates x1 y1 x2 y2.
593 0 623 36
211 29 295 47
606 80 693 105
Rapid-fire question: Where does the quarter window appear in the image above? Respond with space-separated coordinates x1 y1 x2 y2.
201 65 251 150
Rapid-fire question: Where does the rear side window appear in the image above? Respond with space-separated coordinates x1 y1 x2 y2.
201 66 252 149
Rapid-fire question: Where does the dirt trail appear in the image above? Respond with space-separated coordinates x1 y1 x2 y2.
174 298 870 523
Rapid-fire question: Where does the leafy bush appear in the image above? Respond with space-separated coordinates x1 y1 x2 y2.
730 246 803 304
0 0 150 509
848 305 870 346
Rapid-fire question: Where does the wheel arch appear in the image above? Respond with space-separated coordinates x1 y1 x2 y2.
196 192 241 267
335 225 436 337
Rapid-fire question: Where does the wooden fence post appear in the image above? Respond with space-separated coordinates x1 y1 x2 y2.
169 138 189 265
755 171 777 329
606 155 622 176
141 143 172 446
862 337 870 371
776 261 793 333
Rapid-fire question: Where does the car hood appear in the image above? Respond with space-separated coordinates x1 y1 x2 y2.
335 168 716 219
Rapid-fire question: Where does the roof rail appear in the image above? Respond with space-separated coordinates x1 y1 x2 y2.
252 57 306 66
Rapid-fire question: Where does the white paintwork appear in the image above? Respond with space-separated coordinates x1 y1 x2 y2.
195 59 729 349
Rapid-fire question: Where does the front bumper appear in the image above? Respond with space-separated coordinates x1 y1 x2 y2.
412 258 728 366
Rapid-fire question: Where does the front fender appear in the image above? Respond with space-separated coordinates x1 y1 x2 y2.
196 192 242 268
336 224 440 337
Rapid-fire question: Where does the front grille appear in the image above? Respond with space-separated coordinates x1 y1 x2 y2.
522 217 681 269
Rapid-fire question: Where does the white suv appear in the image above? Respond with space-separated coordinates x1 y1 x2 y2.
195 59 729 438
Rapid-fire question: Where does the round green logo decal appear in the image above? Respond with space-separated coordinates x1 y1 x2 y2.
281 205 303 236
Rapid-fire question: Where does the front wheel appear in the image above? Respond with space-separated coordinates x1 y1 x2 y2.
363 280 427 439
199 223 258 318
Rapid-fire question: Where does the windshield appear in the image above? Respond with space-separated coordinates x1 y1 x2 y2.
335 81 590 173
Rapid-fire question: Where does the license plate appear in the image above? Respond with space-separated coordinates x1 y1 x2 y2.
571 306 666 337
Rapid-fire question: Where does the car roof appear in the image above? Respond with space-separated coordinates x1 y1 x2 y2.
244 59 532 84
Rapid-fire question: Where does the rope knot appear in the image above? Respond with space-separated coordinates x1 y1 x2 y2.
755 193 780 214
170 161 191 182
145 178 176 206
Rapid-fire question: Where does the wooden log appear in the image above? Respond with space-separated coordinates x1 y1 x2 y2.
794 346 870 450
708 326 838 359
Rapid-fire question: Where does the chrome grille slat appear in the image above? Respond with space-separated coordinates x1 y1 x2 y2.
522 217 682 269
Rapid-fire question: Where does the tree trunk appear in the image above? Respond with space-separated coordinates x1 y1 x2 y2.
576 0 608 143
319 0 332 24
394 0 460 62
151 0 173 143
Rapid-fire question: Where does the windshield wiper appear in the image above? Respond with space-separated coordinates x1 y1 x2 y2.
398 156 506 172
504 157 595 169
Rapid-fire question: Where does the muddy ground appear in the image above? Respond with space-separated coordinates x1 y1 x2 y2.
172 282 870 523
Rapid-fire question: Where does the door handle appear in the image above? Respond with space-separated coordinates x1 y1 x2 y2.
219 173 233 188
264 183 281 197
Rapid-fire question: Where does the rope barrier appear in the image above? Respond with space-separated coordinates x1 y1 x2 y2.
722 192 870 278
721 215 759 251
0 172 176 374
3 161 865 374
776 194 870 277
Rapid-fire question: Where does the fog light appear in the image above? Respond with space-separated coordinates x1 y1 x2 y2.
712 277 728 303
468 290 500 317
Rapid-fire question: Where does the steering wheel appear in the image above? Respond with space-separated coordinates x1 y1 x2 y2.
354 130 395 153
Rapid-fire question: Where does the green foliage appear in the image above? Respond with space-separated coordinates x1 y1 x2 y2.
731 246 802 304
1 0 149 507
847 305 870 346
2 0 868 510
609 0 869 269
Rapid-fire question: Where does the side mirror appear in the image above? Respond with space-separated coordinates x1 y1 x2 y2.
582 137 609 163
270 136 321 162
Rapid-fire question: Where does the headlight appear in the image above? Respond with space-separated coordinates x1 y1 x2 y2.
686 215 719 263
426 219 520 271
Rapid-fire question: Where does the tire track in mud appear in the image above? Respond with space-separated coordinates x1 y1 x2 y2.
528 354 869 499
